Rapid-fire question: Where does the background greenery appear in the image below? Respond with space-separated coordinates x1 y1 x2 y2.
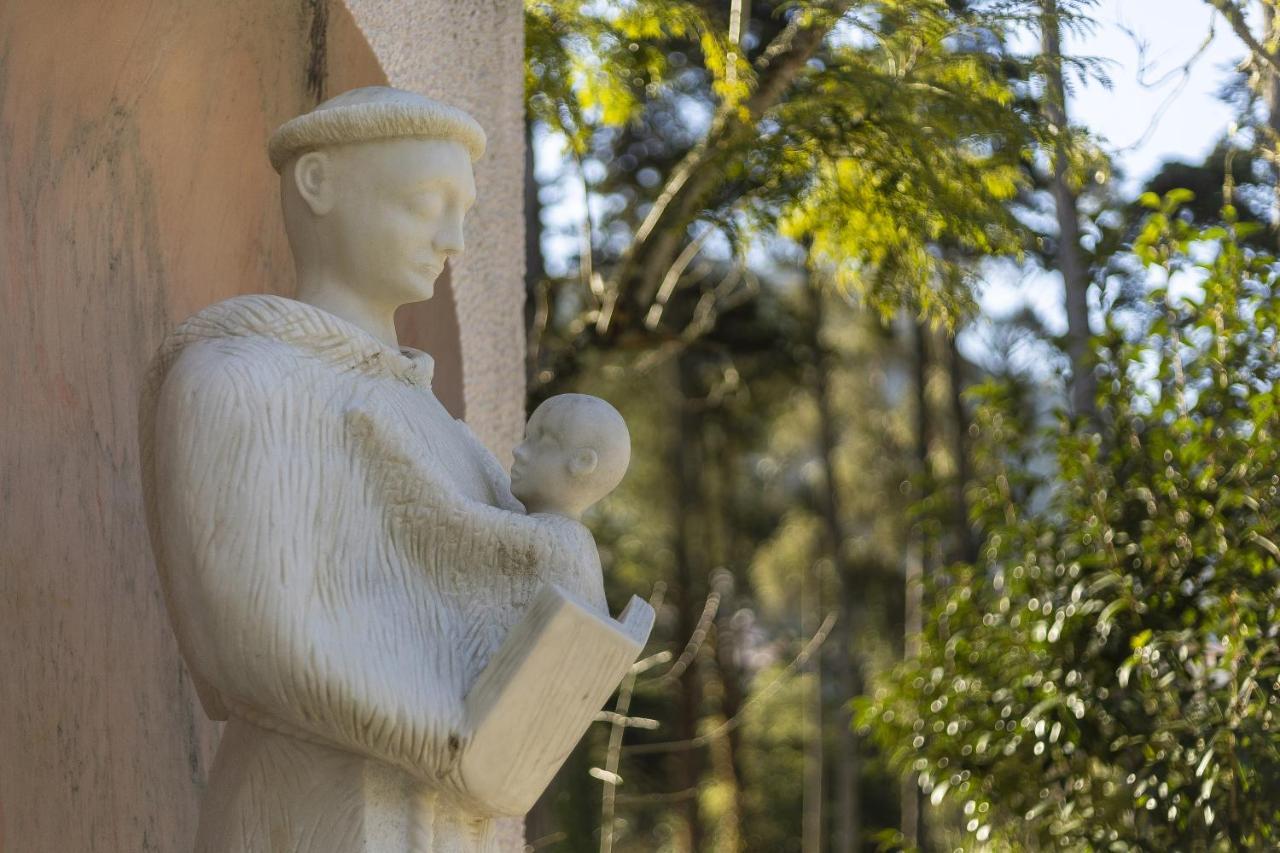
521 2 1280 850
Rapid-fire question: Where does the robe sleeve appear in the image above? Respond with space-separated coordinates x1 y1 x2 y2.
150 337 603 813
353 409 607 615
435 501 608 615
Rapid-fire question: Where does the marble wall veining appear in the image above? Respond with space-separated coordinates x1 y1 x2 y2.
0 2 524 850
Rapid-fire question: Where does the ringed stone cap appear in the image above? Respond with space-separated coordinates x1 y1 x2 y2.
268 86 487 173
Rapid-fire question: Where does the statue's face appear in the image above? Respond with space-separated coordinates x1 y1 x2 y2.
311 138 477 306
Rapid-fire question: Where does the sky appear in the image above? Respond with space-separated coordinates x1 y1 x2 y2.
1067 0 1244 188
975 0 1251 344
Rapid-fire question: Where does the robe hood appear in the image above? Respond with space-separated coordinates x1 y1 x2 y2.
144 294 437 391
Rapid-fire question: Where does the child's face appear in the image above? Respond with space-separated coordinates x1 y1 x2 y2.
510 402 580 514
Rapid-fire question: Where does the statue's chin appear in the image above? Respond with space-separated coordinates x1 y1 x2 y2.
393 277 436 306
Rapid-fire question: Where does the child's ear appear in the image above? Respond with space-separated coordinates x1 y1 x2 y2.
568 448 598 478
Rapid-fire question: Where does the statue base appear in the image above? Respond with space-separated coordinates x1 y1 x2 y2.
196 719 502 853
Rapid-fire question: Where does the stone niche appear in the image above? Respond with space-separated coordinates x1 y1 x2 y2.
0 1 525 849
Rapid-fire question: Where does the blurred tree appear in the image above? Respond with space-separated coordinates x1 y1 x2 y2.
1038 0 1094 419
525 3 1051 850
519 2 1280 851
861 193 1280 849
526 0 1040 393
1204 0 1280 231
804 268 861 853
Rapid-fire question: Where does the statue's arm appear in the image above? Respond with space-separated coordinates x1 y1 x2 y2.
446 498 608 613
358 411 606 612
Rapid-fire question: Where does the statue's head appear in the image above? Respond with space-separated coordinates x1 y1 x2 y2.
511 394 632 519
270 87 486 307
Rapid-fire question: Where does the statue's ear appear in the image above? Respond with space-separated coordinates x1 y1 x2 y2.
569 448 598 478
293 151 336 216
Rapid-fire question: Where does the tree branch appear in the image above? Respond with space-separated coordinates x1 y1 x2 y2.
598 2 856 334
1207 0 1280 75
622 612 838 755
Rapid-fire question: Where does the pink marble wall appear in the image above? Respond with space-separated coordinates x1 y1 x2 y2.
0 0 521 848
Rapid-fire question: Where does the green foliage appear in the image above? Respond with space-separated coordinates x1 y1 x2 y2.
526 0 744 154
773 3 1033 320
525 4 1280 849
860 194 1280 849
527 0 1047 341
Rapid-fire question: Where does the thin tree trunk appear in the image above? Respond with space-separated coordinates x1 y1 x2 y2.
673 353 706 853
705 642 745 851
806 271 861 853
901 319 932 851
1260 3 1280 237
913 321 931 500
708 423 747 852
801 543 824 853
900 541 924 851
946 332 977 566
708 620 745 853
1040 0 1094 419
720 419 757 844
831 587 859 853
728 0 752 85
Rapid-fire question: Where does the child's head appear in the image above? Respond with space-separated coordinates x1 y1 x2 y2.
510 394 631 519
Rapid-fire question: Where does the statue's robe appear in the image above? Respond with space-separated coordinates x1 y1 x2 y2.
139 295 604 852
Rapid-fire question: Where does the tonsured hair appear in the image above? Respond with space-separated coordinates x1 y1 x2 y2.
268 86 486 173
540 394 632 495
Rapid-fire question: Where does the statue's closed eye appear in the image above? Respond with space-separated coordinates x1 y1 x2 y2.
409 192 445 217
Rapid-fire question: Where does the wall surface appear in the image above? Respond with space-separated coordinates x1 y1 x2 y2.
0 1 525 850
347 0 529 461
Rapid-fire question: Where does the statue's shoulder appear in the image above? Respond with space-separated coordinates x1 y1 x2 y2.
153 302 319 424
546 513 594 541
151 343 288 440
159 295 322 390
568 518 602 562
163 332 294 394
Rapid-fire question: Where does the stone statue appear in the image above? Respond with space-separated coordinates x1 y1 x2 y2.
138 87 653 853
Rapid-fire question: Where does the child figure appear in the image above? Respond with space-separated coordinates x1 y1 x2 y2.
509 394 631 611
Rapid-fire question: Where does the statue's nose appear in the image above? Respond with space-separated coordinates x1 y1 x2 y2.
434 217 465 256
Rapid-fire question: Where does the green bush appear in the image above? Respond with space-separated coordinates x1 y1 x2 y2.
860 194 1280 850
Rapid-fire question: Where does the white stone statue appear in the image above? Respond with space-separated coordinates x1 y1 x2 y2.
138 87 653 853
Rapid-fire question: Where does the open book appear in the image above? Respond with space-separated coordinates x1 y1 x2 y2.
460 584 655 815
